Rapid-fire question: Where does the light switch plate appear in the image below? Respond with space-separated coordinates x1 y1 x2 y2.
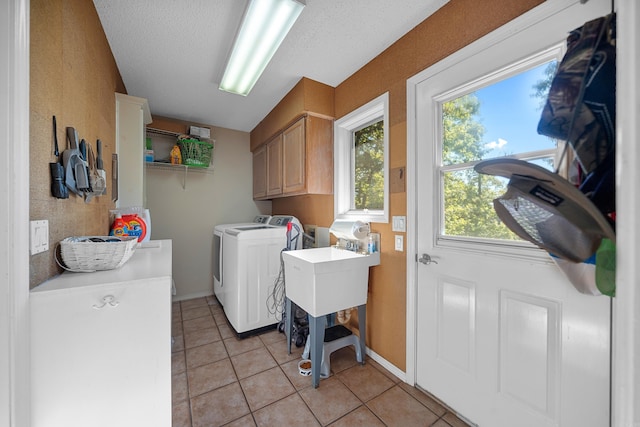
394 235 404 252
392 216 406 232
30 220 49 255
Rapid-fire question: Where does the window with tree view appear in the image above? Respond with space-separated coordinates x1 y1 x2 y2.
440 60 558 241
354 120 384 210
334 92 388 222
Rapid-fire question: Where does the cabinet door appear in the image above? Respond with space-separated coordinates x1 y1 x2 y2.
266 134 283 196
31 279 172 427
253 145 267 199
282 118 306 194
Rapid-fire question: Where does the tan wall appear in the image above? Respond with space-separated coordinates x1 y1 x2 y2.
30 0 126 287
147 116 271 300
274 0 544 371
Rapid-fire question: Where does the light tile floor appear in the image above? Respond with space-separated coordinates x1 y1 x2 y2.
172 296 472 427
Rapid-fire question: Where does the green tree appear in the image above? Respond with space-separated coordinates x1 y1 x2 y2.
531 61 558 110
354 121 384 210
442 94 518 240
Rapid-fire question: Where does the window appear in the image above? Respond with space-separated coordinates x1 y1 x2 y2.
334 93 389 223
437 52 562 245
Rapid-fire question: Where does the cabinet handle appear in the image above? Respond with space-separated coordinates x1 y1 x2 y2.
92 295 119 309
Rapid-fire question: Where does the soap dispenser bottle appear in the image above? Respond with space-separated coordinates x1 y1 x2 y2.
367 234 376 253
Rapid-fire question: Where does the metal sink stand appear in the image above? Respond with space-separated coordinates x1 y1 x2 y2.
285 297 366 388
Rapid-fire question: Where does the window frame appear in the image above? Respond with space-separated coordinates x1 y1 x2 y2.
432 46 565 257
334 92 389 223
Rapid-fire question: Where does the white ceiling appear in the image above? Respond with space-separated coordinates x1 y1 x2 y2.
93 0 448 132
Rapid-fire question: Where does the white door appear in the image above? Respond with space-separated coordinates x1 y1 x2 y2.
413 1 611 426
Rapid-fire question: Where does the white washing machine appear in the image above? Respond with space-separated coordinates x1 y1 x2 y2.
222 215 303 337
213 215 271 307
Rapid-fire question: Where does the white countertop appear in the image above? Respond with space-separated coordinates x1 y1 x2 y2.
32 239 172 293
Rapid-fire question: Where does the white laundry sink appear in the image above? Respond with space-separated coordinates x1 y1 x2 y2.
282 247 380 317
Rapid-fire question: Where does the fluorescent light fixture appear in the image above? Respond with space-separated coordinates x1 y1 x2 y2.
219 0 305 96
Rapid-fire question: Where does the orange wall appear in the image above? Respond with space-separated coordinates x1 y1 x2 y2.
275 0 544 371
30 0 126 287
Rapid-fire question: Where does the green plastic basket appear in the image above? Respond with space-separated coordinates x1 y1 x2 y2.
178 138 213 168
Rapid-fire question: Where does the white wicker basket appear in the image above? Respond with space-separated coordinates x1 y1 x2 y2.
56 236 138 273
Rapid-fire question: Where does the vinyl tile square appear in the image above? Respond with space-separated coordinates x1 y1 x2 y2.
184 327 222 349
183 315 216 333
366 357 402 384
224 414 257 427
172 321 183 335
337 363 394 402
398 382 447 417
172 334 185 352
181 297 209 311
172 351 186 374
253 393 320 427
185 340 228 369
213 311 228 325
299 377 362 425
266 340 304 365
188 358 237 397
230 347 278 379
191 381 250 427
258 329 285 345
172 302 181 315
209 304 224 316
328 405 385 427
224 335 264 357
366 385 439 426
171 399 191 427
217 322 236 339
182 306 214 321
171 372 188 404
240 366 296 411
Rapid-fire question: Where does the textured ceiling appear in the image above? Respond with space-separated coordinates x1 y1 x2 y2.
93 0 449 132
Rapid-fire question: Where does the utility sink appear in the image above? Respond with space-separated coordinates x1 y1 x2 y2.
282 247 380 317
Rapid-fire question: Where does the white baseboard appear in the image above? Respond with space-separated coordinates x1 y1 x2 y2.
172 290 213 302
365 346 407 383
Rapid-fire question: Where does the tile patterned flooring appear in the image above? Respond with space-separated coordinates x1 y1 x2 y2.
172 296 471 427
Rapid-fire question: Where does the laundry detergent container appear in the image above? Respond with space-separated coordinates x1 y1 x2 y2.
283 247 379 317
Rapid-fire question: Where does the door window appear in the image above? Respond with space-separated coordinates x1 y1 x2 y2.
438 58 561 244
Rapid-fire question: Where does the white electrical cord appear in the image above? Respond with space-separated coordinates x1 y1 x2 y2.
266 222 301 319
266 251 287 320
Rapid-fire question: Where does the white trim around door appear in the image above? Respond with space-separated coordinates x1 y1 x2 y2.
612 1 640 426
0 0 31 425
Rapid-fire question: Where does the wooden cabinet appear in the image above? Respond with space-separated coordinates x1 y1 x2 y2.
252 145 267 199
266 134 283 196
282 118 305 194
253 114 333 200
30 240 173 427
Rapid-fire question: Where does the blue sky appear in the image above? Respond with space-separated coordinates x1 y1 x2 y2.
474 62 557 157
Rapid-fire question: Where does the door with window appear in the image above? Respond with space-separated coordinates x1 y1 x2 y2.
413 2 611 426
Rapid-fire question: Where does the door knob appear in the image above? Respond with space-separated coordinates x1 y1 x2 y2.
418 253 438 265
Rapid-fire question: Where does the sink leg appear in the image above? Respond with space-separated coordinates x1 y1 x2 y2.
310 315 325 388
358 305 366 365
285 298 292 355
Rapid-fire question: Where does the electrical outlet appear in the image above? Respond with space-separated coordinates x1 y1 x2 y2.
394 235 404 252
30 220 49 255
